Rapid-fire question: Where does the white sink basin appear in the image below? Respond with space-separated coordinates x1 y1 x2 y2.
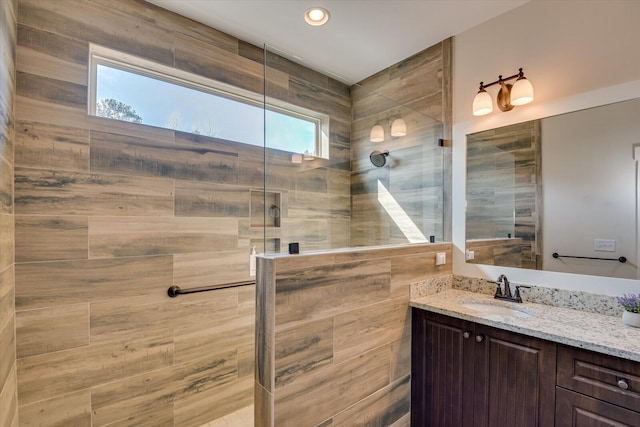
459 302 533 318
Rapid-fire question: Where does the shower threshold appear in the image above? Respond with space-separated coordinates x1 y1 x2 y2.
200 404 254 427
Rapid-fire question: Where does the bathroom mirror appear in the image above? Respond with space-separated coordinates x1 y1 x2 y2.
465 97 640 279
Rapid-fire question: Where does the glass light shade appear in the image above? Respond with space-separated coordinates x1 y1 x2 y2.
472 90 493 116
390 118 407 137
370 124 384 142
510 77 534 106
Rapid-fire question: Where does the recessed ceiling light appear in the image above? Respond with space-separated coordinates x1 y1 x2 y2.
304 7 330 26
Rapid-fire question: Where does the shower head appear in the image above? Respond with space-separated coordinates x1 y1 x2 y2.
369 150 389 167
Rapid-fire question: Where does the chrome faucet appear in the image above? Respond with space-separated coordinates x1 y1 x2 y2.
490 274 530 303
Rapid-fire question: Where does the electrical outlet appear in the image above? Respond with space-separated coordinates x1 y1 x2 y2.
594 239 616 252
436 252 446 265
465 249 475 260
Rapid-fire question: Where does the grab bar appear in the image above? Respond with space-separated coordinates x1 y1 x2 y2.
552 252 627 263
167 280 256 298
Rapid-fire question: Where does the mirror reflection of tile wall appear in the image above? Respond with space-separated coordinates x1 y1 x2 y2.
466 121 541 269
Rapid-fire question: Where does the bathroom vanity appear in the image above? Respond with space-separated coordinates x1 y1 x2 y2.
411 309 556 426
411 290 640 426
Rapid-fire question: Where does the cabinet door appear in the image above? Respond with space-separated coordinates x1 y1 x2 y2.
557 344 640 413
474 324 557 427
556 387 640 426
412 310 475 427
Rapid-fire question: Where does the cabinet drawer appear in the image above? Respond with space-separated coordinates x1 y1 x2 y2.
555 387 640 426
557 345 640 412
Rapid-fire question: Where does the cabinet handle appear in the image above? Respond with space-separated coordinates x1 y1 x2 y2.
617 378 630 390
475 334 485 343
463 331 471 339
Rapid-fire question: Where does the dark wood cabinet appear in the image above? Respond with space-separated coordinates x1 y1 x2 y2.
411 309 557 427
412 308 640 426
555 387 640 426
474 322 557 427
411 310 475 426
555 345 640 426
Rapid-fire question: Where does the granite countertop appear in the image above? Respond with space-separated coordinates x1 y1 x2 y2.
411 289 640 363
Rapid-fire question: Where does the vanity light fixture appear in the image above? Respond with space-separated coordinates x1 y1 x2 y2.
304 7 330 26
472 68 534 116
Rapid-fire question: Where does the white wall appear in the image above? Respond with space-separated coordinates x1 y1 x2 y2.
452 0 640 295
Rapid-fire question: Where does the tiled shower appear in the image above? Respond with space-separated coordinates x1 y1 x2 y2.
0 0 451 425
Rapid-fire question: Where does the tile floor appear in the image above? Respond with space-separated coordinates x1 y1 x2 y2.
200 405 254 427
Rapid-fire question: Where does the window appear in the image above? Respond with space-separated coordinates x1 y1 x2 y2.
89 45 328 158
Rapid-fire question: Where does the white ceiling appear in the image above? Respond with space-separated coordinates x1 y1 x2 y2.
147 0 528 84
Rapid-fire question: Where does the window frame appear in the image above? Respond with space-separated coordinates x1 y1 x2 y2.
88 44 329 158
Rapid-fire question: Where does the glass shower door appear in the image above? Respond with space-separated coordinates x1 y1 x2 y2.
263 45 446 253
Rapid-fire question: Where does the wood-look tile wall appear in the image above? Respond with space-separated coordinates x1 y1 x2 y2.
466 120 541 269
13 0 350 425
0 0 18 426
256 243 453 426
350 40 452 246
